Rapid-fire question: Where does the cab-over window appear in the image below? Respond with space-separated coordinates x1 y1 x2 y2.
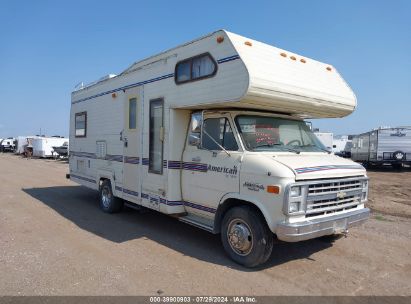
175 53 217 84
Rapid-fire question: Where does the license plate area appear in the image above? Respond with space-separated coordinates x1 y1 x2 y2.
333 218 348 233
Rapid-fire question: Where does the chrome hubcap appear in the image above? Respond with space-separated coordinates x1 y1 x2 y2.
101 187 111 208
227 219 253 256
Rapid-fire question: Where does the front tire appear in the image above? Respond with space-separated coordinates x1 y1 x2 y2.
99 179 123 213
221 206 273 267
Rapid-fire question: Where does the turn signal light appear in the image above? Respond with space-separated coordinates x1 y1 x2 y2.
267 185 280 194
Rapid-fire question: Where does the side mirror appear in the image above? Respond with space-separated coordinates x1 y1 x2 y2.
188 112 202 147
188 133 200 147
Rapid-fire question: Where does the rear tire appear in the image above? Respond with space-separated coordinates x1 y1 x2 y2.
221 206 273 268
99 179 123 213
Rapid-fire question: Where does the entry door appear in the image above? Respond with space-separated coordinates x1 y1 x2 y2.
182 114 242 217
140 98 167 211
122 89 142 203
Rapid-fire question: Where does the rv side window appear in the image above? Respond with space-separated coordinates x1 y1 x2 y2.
202 118 238 151
75 112 87 137
149 98 164 174
129 98 137 129
175 53 217 84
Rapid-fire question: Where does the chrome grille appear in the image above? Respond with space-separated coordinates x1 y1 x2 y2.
308 180 362 195
305 177 365 218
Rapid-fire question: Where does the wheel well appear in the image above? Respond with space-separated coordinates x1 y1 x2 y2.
98 177 109 190
214 198 268 234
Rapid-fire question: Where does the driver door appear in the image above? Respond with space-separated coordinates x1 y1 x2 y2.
181 113 242 218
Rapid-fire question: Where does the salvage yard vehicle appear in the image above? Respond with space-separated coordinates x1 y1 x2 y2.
68 30 369 267
0 138 16 152
351 127 411 169
32 136 69 158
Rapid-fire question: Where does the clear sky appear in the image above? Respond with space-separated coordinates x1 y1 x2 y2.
0 0 410 138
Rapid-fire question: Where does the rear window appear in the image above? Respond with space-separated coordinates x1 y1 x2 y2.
175 53 217 84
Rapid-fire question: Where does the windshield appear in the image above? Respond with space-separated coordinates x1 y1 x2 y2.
235 115 327 153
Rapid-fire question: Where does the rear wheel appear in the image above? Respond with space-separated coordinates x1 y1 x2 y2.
99 179 123 213
221 206 273 267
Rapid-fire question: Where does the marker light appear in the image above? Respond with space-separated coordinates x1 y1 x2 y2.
280 52 287 57
267 185 280 194
244 41 252 46
326 66 332 71
290 56 296 61
216 36 224 43
300 58 306 63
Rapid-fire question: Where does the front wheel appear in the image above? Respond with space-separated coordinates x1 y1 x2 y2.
99 179 123 213
221 206 273 267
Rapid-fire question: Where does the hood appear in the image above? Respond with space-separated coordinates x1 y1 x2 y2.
265 153 366 180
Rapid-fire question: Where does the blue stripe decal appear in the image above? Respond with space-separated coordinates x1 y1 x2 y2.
123 188 139 197
71 152 209 173
124 156 140 164
71 54 240 105
71 174 213 213
70 174 96 184
72 73 174 104
217 54 240 64
295 165 364 174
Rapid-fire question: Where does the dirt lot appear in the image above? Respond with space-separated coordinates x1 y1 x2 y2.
0 153 410 296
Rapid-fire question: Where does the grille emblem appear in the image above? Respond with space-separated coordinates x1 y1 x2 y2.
337 191 347 199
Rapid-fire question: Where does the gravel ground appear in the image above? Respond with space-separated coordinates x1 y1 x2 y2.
0 153 410 296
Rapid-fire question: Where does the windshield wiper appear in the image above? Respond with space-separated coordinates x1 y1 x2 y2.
253 143 300 154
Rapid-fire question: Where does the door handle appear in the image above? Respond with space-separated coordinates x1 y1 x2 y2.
192 156 201 162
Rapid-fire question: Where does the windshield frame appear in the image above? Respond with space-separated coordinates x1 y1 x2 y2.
234 114 327 153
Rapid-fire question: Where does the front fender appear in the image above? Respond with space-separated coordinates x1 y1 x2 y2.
216 192 282 233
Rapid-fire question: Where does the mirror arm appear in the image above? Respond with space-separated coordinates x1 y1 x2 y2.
202 129 231 157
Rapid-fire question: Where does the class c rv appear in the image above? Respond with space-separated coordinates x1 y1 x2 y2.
68 30 369 267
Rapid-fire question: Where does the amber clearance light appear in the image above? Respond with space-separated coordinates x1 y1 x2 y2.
216 36 224 43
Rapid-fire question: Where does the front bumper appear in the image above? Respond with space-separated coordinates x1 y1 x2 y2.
276 208 370 242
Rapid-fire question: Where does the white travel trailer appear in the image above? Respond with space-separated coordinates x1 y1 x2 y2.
15 136 36 154
68 30 369 267
333 135 352 157
0 138 15 152
351 127 411 168
314 132 333 152
32 137 69 158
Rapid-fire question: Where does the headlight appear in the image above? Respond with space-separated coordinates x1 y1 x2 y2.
290 186 301 197
289 201 301 213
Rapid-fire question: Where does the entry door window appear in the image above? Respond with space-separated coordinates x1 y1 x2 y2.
129 98 137 129
149 98 164 174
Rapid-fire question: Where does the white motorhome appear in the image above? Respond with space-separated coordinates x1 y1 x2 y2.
32 137 69 158
351 127 411 168
68 30 369 267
